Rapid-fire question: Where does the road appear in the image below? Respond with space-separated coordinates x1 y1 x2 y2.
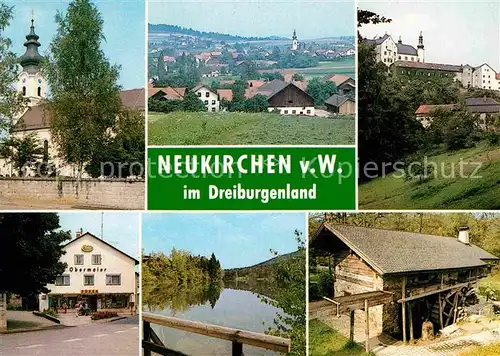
1 316 139 356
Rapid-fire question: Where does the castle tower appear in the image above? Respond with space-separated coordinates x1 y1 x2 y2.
417 31 425 63
291 29 298 51
18 16 47 106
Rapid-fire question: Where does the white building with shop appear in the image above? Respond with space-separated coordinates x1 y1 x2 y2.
38 231 138 313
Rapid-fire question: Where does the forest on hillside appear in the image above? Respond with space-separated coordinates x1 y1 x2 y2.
223 251 299 281
148 24 284 41
142 249 223 311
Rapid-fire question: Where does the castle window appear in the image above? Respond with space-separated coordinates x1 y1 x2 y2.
37 87 41 96
22 86 26 96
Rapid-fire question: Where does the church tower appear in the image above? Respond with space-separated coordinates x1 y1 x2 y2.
417 31 425 63
18 17 46 107
291 29 298 51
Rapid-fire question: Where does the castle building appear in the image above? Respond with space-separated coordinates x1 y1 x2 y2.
363 32 425 65
291 29 298 51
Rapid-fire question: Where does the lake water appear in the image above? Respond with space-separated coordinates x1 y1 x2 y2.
144 287 286 356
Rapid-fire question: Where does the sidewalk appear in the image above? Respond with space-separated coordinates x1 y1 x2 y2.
373 328 500 356
1 311 63 334
56 312 134 327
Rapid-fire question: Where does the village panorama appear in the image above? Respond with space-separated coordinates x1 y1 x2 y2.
147 4 356 145
0 0 145 210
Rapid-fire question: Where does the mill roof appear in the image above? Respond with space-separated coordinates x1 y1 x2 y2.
311 224 498 275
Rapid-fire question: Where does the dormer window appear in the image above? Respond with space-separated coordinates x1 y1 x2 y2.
37 87 41 96
22 86 26 96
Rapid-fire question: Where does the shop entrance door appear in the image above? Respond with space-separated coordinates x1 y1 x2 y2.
88 295 98 311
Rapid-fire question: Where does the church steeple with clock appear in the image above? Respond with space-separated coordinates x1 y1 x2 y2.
18 15 47 107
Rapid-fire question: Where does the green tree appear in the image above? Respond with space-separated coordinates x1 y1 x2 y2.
85 108 145 178
0 3 26 132
292 73 305 81
156 51 168 82
306 78 337 107
244 94 268 112
0 133 43 176
261 230 306 356
0 213 70 327
182 91 206 112
44 0 122 180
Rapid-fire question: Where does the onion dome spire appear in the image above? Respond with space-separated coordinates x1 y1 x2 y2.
19 17 43 74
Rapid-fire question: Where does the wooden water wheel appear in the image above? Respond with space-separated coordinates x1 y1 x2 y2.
430 287 476 330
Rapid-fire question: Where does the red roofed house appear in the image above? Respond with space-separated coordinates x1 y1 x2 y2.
217 89 233 102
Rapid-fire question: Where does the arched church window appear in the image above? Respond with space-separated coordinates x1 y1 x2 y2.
37 87 41 96
22 86 26 96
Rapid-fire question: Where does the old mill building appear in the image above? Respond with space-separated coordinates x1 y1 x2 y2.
38 231 139 313
310 224 499 347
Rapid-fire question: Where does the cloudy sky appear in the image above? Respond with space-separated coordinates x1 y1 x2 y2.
148 0 354 39
5 0 145 89
358 0 500 69
142 213 305 269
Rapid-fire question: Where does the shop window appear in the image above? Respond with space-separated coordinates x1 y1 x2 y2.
106 274 121 285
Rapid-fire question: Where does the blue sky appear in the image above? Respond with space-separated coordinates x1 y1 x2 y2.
148 0 354 39
4 0 145 89
142 213 306 269
58 212 140 259
359 1 500 69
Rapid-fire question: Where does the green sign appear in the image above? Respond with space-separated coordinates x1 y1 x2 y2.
148 147 356 210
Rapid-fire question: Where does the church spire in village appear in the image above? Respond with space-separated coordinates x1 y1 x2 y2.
18 10 46 106
291 29 298 51
19 14 43 74
417 31 424 49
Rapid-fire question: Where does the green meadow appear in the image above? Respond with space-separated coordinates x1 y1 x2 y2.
148 111 355 145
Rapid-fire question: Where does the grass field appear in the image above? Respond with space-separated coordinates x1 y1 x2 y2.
148 111 355 145
309 319 374 356
459 343 500 356
359 143 500 209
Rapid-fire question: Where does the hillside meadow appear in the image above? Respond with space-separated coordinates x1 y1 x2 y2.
359 143 500 210
148 111 355 145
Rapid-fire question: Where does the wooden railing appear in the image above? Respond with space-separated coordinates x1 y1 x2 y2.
142 312 291 356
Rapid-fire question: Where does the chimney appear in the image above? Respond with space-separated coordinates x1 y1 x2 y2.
75 228 83 239
458 226 470 245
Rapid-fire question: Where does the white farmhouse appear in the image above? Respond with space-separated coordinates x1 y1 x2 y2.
38 231 139 313
192 84 220 112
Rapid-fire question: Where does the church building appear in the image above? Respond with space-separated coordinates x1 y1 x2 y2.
0 18 145 178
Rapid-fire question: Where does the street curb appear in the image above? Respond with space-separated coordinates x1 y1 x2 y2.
71 315 131 327
0 324 67 334
33 311 61 324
